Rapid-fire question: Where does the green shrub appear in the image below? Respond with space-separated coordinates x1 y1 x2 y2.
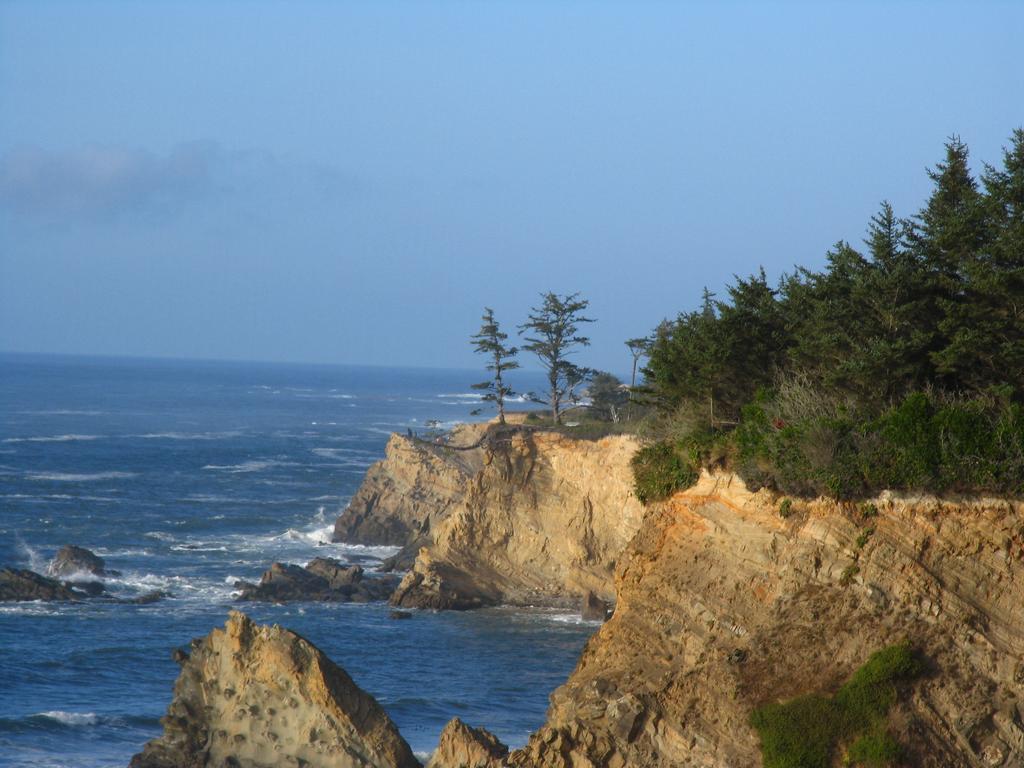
779 498 794 518
750 642 919 768
631 441 697 503
855 527 874 549
846 727 900 766
839 564 860 586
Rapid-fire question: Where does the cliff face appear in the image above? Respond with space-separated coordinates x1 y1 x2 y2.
387 428 645 608
333 423 489 548
335 424 645 608
131 611 419 768
509 472 1024 768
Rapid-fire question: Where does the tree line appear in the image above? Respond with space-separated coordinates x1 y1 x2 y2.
636 129 1024 500
470 293 648 427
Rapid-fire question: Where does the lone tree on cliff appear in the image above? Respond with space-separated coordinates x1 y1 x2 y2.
519 292 595 425
470 307 519 424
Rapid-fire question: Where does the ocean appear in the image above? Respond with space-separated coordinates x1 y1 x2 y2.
0 353 595 767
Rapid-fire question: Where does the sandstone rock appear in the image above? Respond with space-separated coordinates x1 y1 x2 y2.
390 550 496 611
427 717 508 768
130 610 420 768
48 544 116 578
508 472 1024 767
580 591 609 622
333 423 489 547
0 567 78 601
344 425 643 609
236 561 395 603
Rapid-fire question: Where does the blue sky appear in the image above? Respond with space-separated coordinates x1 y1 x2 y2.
1 1 1021 374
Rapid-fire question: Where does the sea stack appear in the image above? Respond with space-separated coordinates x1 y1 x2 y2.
130 611 420 768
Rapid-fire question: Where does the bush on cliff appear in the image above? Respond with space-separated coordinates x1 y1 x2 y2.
630 441 697 503
636 129 1024 501
750 642 921 768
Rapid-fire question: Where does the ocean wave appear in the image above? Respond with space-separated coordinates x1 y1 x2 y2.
201 459 297 473
435 393 485 400
24 471 137 482
33 711 99 726
135 430 244 440
3 434 103 443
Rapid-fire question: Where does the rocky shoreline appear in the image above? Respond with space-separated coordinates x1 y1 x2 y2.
130 423 1024 766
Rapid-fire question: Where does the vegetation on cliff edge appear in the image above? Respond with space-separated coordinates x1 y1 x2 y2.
637 130 1024 501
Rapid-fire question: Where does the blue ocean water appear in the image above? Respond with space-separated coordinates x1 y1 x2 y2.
0 354 594 767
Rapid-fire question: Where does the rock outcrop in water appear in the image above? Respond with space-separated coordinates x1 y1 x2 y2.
0 567 79 601
336 423 644 609
236 559 397 603
48 544 116 578
427 718 508 768
130 611 420 768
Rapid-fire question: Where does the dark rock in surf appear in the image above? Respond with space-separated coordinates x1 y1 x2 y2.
48 545 118 578
0 567 78 602
236 561 397 603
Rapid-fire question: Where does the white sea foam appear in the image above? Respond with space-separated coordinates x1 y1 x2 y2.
3 434 102 443
24 471 136 482
435 393 485 400
201 459 296 473
144 531 177 542
35 711 100 726
135 430 244 440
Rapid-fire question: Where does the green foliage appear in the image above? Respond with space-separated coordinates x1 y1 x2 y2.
470 307 519 424
587 371 629 422
631 441 698 503
778 498 793 518
750 643 919 768
640 130 1024 499
855 527 875 549
519 292 594 425
846 728 900 766
839 564 860 586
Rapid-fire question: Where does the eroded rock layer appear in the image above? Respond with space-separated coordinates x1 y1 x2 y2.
508 472 1024 768
130 611 419 768
380 427 645 609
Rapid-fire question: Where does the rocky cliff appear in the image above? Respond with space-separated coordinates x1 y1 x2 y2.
143 429 1024 767
131 611 419 768
508 471 1024 767
335 423 645 608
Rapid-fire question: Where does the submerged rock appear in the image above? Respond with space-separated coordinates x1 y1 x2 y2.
236 560 396 603
130 610 420 768
48 544 117 578
0 567 78 602
427 718 508 768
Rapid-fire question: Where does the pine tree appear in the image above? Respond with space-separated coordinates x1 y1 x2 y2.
910 137 988 389
518 292 594 425
470 308 519 424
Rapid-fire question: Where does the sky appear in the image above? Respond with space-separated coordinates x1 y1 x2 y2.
1 1 1022 374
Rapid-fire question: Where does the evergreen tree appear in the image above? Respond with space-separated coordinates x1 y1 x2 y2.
625 337 651 391
470 308 519 424
588 371 629 422
858 201 931 402
909 137 988 389
518 292 595 424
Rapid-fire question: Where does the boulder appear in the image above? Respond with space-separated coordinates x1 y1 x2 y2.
0 567 78 601
306 557 363 589
237 561 397 603
48 545 116 578
427 718 508 768
130 611 421 768
389 552 495 611
581 591 610 622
